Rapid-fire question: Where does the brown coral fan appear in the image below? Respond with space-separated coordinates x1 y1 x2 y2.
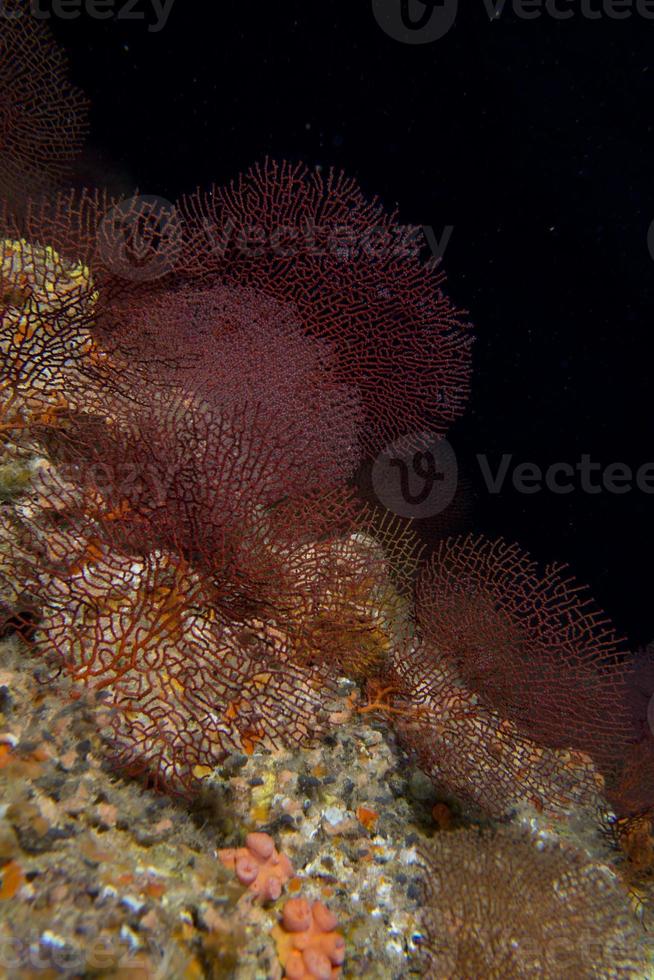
0 276 415 792
103 283 364 481
610 734 654 823
416 534 634 779
0 160 467 796
0 193 184 424
418 828 648 979
0 7 88 206
2 405 419 793
1 159 473 456
255 500 419 682
33 287 366 560
612 808 654 879
610 644 654 818
0 238 98 403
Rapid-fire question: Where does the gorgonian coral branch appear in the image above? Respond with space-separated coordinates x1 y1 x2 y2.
0 5 89 206
0 479 356 793
388 638 606 817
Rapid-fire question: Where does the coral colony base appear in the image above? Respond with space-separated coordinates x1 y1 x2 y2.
0 7 653 979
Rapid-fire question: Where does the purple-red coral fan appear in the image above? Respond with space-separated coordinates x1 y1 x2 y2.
415 534 634 778
389 637 607 817
609 643 654 817
0 470 356 792
0 154 470 793
380 533 644 817
177 159 473 451
96 283 365 495
0 6 89 206
1 159 472 454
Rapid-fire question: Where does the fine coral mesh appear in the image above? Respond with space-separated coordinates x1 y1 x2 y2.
0 237 99 400
0 195 185 419
178 159 473 451
0 6 89 205
26 382 366 596
1 162 473 460
0 491 350 794
416 534 635 778
418 828 648 979
98 283 365 488
605 645 654 815
389 640 605 817
609 735 654 818
0 160 473 798
262 530 414 681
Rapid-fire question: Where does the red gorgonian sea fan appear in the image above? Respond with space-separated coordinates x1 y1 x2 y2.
0 160 467 794
388 637 607 817
27 283 366 580
178 159 473 452
1 315 406 794
607 644 654 817
0 193 180 423
0 6 89 206
1 160 472 459
0 466 361 793
415 534 635 780
95 283 365 491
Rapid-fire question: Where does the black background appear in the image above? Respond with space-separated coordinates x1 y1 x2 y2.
45 0 654 647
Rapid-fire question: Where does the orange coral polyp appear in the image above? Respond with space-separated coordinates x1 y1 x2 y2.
218 832 294 903
282 897 313 933
273 898 345 979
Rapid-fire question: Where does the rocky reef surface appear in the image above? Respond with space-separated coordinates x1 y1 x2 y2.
0 625 652 979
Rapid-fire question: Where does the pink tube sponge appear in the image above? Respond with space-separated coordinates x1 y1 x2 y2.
273 898 345 979
218 832 294 903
